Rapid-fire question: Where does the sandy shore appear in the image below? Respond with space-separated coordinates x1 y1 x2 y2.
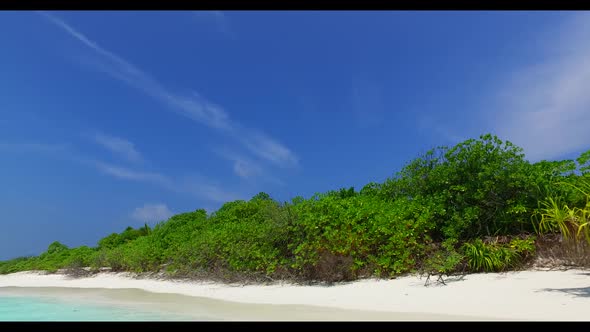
1 269 589 320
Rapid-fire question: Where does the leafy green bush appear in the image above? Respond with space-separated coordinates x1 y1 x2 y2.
421 239 465 275
380 134 538 240
463 237 535 272
536 178 590 244
288 194 436 280
0 256 37 274
63 246 96 268
46 241 69 255
150 209 208 263
172 197 293 278
4 134 588 281
98 225 150 250
0 242 99 274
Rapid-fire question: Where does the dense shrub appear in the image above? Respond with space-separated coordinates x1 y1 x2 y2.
3 135 589 280
97 225 150 250
379 134 539 240
535 177 590 245
289 194 437 280
172 197 292 278
462 236 535 272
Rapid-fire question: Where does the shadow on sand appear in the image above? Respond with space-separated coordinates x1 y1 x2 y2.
418 274 468 287
540 286 590 298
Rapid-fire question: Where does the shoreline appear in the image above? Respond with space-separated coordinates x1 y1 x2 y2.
0 286 484 321
1 269 589 320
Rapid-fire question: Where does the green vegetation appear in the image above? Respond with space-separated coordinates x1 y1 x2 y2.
535 178 590 243
462 236 535 272
2 134 589 282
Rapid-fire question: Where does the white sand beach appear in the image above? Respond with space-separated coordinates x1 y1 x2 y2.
1 269 589 321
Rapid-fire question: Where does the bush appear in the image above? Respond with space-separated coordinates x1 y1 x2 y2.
462 236 535 272
5 134 588 282
421 239 465 275
63 246 96 268
150 209 208 264
535 178 590 244
288 194 436 281
380 134 538 240
172 197 293 279
97 225 150 250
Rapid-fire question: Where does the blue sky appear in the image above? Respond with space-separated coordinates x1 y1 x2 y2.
2 11 590 259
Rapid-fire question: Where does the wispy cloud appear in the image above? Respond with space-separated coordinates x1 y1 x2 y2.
131 203 174 223
234 160 257 178
238 130 298 168
92 161 175 190
212 147 286 187
38 12 298 169
187 183 243 203
91 160 242 203
92 133 143 163
490 12 590 161
214 148 263 179
38 11 231 131
1 138 243 204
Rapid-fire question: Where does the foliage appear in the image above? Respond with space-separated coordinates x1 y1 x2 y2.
289 194 435 280
150 209 208 263
63 246 96 268
251 192 272 201
97 225 150 250
2 134 588 281
536 196 577 240
379 134 538 240
577 149 590 174
568 179 590 243
462 237 535 272
171 198 293 277
0 243 97 273
422 239 465 275
47 241 69 255
0 256 37 274
535 178 590 244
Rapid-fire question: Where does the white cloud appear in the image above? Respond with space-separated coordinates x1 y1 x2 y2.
38 12 298 169
131 203 173 223
163 91 232 131
233 159 257 178
0 137 244 205
93 133 143 163
91 160 243 203
239 130 299 168
192 183 243 203
212 147 286 187
491 12 590 161
177 174 245 203
213 148 262 179
92 161 175 189
39 11 231 132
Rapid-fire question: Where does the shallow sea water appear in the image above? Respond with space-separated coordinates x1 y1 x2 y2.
0 286 489 321
0 293 198 321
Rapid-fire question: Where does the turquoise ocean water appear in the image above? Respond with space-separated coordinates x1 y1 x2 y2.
0 294 194 321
